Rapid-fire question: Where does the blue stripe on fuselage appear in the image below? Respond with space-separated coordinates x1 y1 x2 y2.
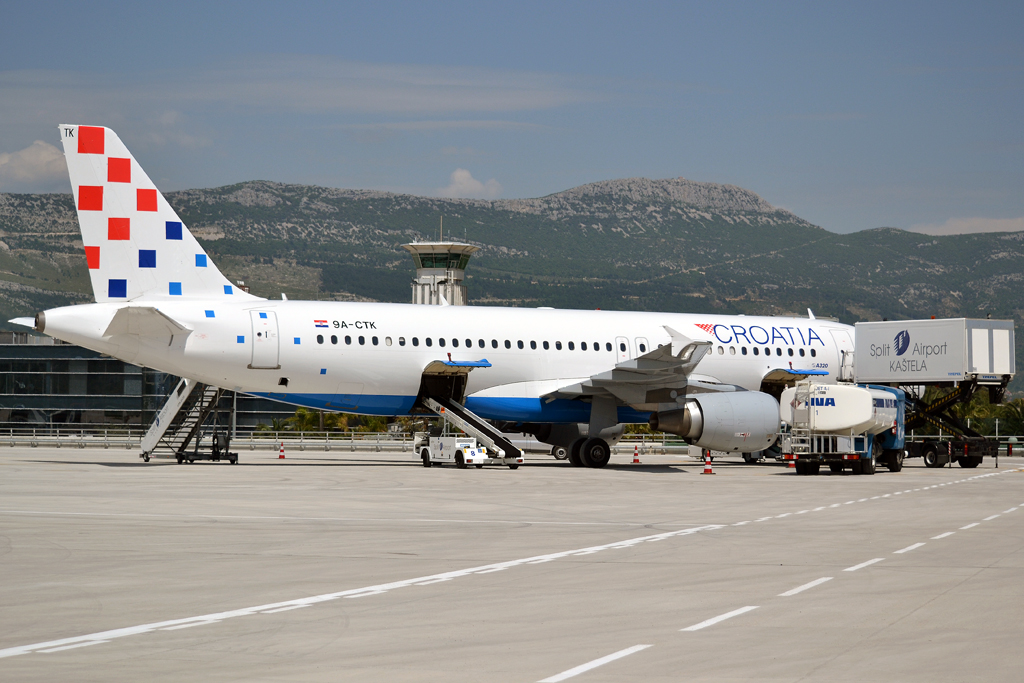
248 393 650 424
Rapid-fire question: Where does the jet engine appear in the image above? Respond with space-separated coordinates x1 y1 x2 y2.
649 391 780 452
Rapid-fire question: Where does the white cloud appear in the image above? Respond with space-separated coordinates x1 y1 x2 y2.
909 216 1024 235
437 168 502 199
0 140 67 192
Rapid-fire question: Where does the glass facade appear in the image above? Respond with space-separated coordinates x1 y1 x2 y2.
0 334 293 428
413 253 471 270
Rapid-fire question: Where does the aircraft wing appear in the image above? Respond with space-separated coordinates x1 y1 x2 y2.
544 326 720 406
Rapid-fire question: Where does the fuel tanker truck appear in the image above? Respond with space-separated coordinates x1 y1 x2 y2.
778 381 905 475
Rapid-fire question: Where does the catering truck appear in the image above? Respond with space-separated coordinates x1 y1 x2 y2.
854 318 1014 468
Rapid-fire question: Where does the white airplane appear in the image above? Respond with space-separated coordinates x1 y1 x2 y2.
10 125 856 467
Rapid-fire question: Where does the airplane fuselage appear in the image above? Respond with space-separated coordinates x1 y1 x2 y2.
41 300 852 423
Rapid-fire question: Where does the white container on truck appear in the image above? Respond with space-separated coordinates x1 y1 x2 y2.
854 318 1014 384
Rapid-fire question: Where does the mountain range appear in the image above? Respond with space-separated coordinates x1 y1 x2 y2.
1 177 1021 390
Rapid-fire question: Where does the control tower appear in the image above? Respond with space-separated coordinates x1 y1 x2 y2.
401 242 480 306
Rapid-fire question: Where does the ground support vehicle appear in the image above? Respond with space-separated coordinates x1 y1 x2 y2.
415 422 524 470
902 380 998 468
779 382 905 475
854 318 1014 469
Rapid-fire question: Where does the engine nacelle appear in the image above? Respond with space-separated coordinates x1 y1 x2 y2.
650 391 780 452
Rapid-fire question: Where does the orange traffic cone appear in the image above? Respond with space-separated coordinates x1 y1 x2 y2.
279 442 285 459
702 450 715 475
633 444 641 464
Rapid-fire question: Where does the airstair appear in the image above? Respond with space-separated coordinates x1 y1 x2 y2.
140 378 226 462
423 396 521 459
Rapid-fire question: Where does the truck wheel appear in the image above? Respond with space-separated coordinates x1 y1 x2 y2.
808 463 820 475
568 438 586 467
508 464 519 470
794 461 810 475
829 463 843 474
886 449 904 472
421 448 432 468
581 438 611 468
552 446 568 460
455 452 467 469
958 456 980 468
922 445 941 468
861 444 878 475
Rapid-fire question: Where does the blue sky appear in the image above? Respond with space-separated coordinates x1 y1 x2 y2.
0 0 1021 234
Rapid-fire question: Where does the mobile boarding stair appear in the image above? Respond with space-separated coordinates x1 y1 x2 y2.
422 396 523 468
140 378 237 464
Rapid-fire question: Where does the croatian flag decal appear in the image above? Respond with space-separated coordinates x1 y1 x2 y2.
314 320 329 328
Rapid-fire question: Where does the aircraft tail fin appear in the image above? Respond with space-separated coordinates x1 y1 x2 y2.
57 124 259 303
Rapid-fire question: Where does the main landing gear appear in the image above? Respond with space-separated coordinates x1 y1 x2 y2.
568 437 612 468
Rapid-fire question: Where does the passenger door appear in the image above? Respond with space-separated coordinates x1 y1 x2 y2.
615 336 631 362
249 310 280 369
830 329 854 381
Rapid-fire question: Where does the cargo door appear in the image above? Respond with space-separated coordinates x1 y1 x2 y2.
249 310 280 369
830 329 855 381
615 336 631 362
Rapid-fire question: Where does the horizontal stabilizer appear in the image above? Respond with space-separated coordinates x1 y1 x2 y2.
103 306 191 338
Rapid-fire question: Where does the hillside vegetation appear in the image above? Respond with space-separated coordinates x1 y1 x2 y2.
2 177 1021 389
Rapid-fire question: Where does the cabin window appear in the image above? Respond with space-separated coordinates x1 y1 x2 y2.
543 341 550 350
568 342 575 350
810 349 816 357
426 338 433 347
753 347 759 356
412 337 419 347
452 338 459 348
639 343 647 352
619 342 626 352
799 348 805 357
505 340 511 349
317 335 324 344
331 335 338 345
787 348 793 356
466 339 473 348
372 336 379 346
345 335 352 345
593 342 600 351
530 341 537 350
358 336 365 345
491 339 498 348
605 342 612 351
741 347 747 355
438 338 446 347
478 339 485 348
556 341 562 350
718 346 724 354
581 342 588 351
517 340 524 349
764 347 770 356
730 346 736 355
776 348 782 356
399 337 406 347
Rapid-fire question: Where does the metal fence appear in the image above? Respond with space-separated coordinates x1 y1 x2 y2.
1 425 1021 456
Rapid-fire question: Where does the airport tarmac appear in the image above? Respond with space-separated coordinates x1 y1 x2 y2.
1 448 1022 682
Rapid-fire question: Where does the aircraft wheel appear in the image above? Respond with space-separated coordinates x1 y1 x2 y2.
568 438 586 467
581 438 611 468
421 448 432 468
